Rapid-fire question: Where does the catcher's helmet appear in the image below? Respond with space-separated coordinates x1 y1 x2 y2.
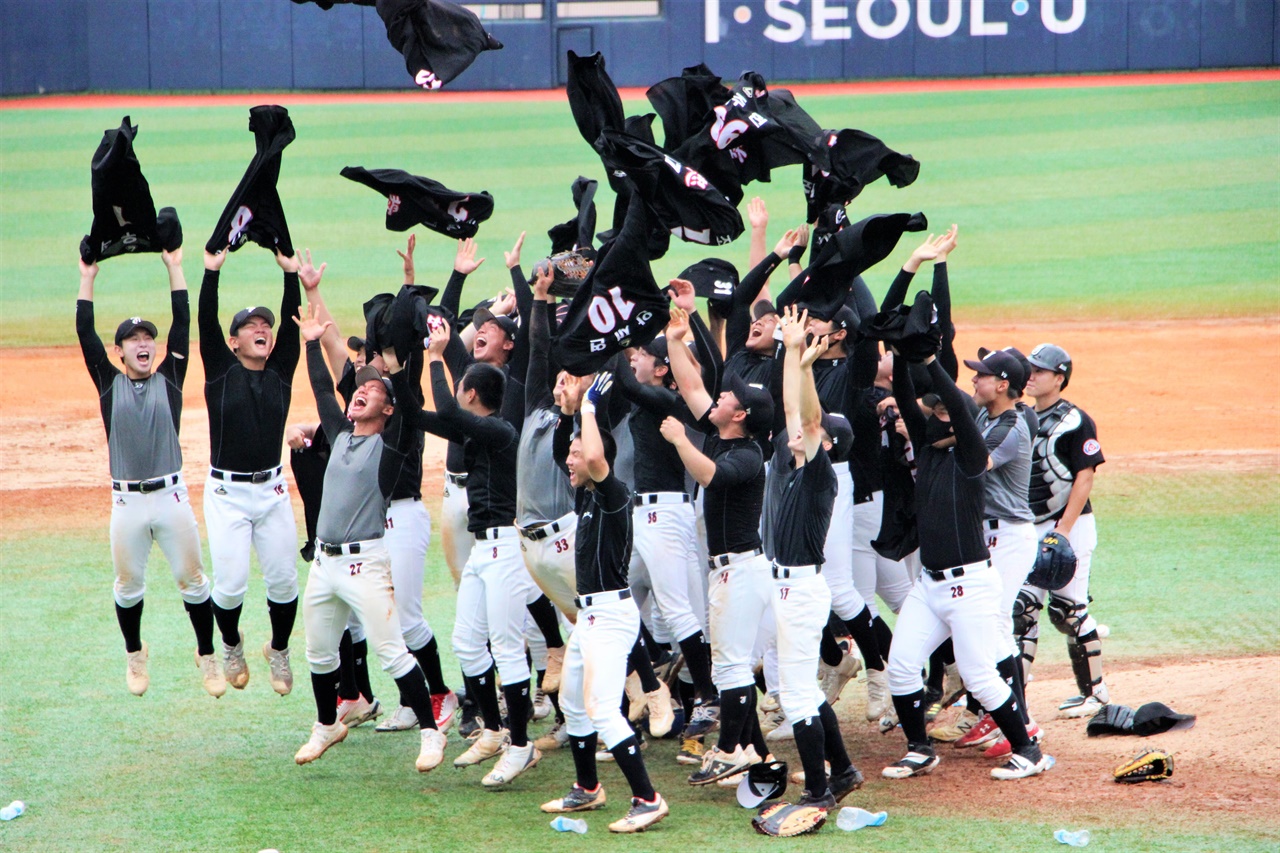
1026 531 1077 591
1028 343 1072 390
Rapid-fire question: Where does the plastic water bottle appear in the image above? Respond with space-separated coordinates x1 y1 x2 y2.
0 801 25 821
1054 829 1091 847
835 807 888 831
549 816 588 834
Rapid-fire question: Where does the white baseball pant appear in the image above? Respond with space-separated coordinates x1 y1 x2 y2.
303 539 416 679
771 564 830 723
986 518 1038 657
110 474 209 607
1021 514 1099 636
630 494 703 643
851 490 914 615
452 528 537 684
205 468 298 609
440 473 472 589
560 592 640 749
519 511 580 622
824 462 869 622
707 551 773 691
345 497 434 649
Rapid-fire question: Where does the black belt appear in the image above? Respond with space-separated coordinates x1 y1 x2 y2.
854 493 875 506
924 559 991 582
632 493 691 506
707 547 764 569
211 466 282 484
112 474 178 494
575 588 632 609
985 518 1000 530
446 472 468 486
771 563 822 579
520 519 565 542
319 541 360 557
476 527 516 541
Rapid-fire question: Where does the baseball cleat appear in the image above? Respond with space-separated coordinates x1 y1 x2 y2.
675 736 705 765
882 745 940 779
542 783 607 813
761 706 786 734
608 794 669 833
796 788 838 810
534 720 569 751
542 645 565 693
983 722 1042 759
458 693 482 739
1058 694 1105 719
829 765 865 802
820 646 862 706
262 642 293 696
715 745 763 787
432 690 459 731
195 651 227 698
222 631 249 690
482 742 541 786
954 713 1000 748
688 745 754 786
930 708 980 743
645 681 675 738
991 751 1053 780
760 692 780 714
765 717 795 743
877 710 900 735
376 705 419 732
682 701 720 738
453 728 508 767
625 671 648 722
416 728 448 772
126 643 150 696
864 668 889 721
533 688 553 721
789 762 830 785
337 695 381 727
295 721 347 765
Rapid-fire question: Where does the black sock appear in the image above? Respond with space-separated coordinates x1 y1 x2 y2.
569 733 599 791
536 667 546 689
841 605 884 670
742 691 767 755
989 693 1032 751
116 601 144 653
312 670 340 725
793 714 829 797
185 599 215 657
412 637 449 696
610 735 656 801
526 595 565 649
966 692 984 715
337 631 359 701
267 597 297 651
352 639 374 701
927 639 953 692
819 623 843 667
677 631 716 700
818 702 853 775
872 615 894 659
549 688 564 723
995 656 1029 724
466 667 502 731
714 685 752 752
892 689 930 745
212 602 242 647
629 635 660 693
503 682 531 746
678 679 696 727
394 665 439 730
638 621 659 663
753 667 768 695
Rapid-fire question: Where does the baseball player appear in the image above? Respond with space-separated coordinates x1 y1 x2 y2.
77 250 224 698
290 304 446 773
199 246 302 695
659 306 775 781
540 372 669 834
1017 343 1110 718
883 347 1051 781
394 322 541 787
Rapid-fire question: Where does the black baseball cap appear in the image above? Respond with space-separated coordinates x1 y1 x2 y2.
820 412 853 461
964 349 1026 391
725 373 774 437
115 316 158 346
229 306 276 337
798 302 856 333
737 761 789 808
640 335 669 364
751 300 778 322
347 336 366 352
353 365 395 405
472 307 518 340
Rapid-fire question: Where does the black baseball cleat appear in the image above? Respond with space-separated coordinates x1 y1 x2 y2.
829 765 865 802
682 700 720 738
882 743 941 779
796 789 837 810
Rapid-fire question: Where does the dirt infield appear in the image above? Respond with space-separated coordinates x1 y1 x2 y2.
3 68 1276 111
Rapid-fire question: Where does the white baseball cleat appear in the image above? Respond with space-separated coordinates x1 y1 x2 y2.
542 645 565 693
759 692 781 714
432 690 459 731
416 728 448 772
1058 694 1106 719
337 695 381 727
765 716 795 743
195 650 227 698
991 751 1053 780
534 720 569 751
625 671 648 722
930 708 979 743
820 648 862 707
646 681 675 738
295 721 347 765
864 668 889 721
126 643 150 697
882 749 940 779
533 688 553 721
608 794 669 833
376 705 419 732
481 742 541 786
222 631 249 690
262 642 293 696
453 728 508 767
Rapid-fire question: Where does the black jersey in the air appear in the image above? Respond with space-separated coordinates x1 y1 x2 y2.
573 471 634 596
893 358 989 571
198 268 301 472
1029 398 1104 524
771 444 837 568
698 415 767 556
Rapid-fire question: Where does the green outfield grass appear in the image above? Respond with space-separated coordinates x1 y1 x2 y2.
1 469 1277 852
2 79 1278 348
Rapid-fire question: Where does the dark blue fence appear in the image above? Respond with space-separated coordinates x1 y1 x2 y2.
2 0 1276 96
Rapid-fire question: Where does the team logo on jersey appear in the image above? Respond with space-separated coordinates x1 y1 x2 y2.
387 194 401 215
1082 439 1101 455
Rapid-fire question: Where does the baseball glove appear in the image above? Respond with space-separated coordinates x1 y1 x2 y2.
1026 531 1078 591
751 802 828 837
537 250 594 298
1113 748 1174 783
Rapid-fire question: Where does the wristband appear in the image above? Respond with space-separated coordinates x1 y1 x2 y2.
580 400 596 415
788 244 807 265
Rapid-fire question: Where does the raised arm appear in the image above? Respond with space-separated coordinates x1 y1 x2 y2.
930 225 959 379
268 250 302 379
505 232 532 382
891 351 927 451
927 357 986 476
577 372 613 483
440 237 484 323
296 304 349 443
159 248 191 387
75 259 119 391
386 350 455 440
524 266 556 413
659 415 718 487
747 197 768 270
297 248 346 383
424 324 516 450
198 249 235 373
664 305 713 420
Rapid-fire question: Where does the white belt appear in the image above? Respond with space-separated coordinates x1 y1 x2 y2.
476 526 519 541
771 562 822 579
708 548 765 570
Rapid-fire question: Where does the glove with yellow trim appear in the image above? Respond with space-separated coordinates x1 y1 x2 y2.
751 802 828 837
1113 748 1174 783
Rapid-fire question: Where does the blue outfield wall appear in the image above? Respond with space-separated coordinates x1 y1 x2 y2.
1 0 1276 96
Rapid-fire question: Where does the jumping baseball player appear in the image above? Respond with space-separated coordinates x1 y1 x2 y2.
394 321 541 787
290 304 446 773
199 246 302 695
883 345 1051 781
77 250 224 698
540 372 670 834
1017 343 1110 718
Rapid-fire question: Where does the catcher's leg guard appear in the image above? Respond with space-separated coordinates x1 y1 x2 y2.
1066 629 1109 703
1012 590 1042 684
